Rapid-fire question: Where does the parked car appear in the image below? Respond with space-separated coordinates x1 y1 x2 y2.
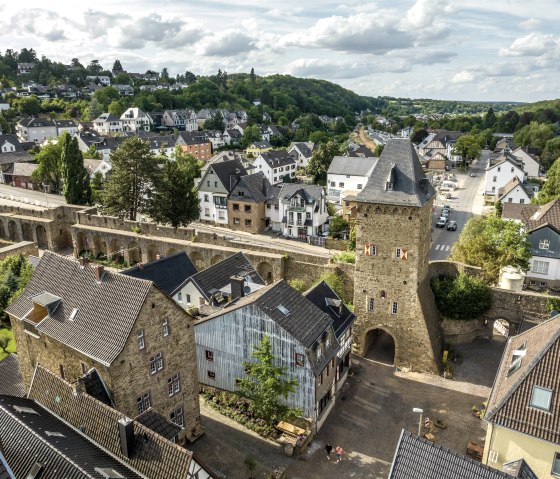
442 205 451 211
445 193 452 199
447 220 457 231
470 173 476 177
436 217 448 227
441 209 450 218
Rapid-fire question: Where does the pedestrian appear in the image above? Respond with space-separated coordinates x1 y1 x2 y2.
335 445 344 463
325 443 332 460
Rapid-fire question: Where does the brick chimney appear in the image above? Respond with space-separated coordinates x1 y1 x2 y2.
93 264 104 282
79 257 89 267
230 275 245 300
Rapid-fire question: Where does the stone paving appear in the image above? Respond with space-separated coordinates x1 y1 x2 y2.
190 345 501 478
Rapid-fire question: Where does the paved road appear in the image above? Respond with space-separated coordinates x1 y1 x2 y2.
429 151 488 261
0 183 68 208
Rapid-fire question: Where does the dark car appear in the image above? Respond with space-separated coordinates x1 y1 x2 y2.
447 220 457 231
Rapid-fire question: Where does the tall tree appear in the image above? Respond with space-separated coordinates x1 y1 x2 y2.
236 335 300 425
87 59 103 74
184 70 197 84
17 48 37 63
451 134 482 168
32 141 63 193
541 137 560 172
308 141 341 182
71 57 83 68
483 107 497 129
513 121 556 155
450 216 531 284
112 59 123 73
61 133 92 205
101 137 159 220
149 150 201 227
535 156 560 204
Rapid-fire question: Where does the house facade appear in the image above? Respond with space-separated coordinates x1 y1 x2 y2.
278 184 328 238
176 131 212 162
120 107 153 132
6 252 203 442
287 142 314 169
498 176 532 205
327 156 377 204
194 280 347 431
512 147 540 178
16 117 57 143
485 157 526 196
483 314 560 479
93 113 123 134
227 172 271 234
252 150 297 185
162 110 198 132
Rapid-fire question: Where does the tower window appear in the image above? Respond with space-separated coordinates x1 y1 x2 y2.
391 302 398 314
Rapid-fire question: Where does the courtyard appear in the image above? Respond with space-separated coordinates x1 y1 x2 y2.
190 335 506 479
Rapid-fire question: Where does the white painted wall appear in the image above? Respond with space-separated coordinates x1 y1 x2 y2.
484 163 525 195
500 186 531 205
327 173 368 204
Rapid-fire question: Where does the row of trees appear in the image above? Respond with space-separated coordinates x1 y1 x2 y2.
101 138 201 227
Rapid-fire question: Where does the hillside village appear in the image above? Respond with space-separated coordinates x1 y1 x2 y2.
1 49 560 479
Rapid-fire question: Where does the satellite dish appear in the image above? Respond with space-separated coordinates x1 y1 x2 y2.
243 286 251 294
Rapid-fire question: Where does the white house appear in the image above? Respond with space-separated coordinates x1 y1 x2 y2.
162 109 198 132
83 158 112 179
277 184 328 238
205 130 226 150
252 150 296 185
512 147 541 178
86 75 111 86
93 113 123 135
287 142 314 169
53 119 79 137
484 156 526 196
327 156 377 204
16 117 57 143
498 176 532 205
120 107 153 132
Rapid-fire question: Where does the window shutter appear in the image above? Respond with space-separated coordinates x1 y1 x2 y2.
402 249 408 260
364 243 371 256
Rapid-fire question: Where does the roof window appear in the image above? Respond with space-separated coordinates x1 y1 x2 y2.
45 431 65 437
69 308 78 321
94 468 125 478
507 342 526 377
25 462 44 479
14 405 40 415
277 304 289 316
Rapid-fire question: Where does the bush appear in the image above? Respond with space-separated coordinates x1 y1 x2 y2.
318 271 347 302
333 251 355 264
288 279 306 292
430 273 492 320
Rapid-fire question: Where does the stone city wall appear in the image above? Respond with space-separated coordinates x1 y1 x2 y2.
0 241 38 261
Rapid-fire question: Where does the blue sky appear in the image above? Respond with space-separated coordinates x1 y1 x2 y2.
0 0 559 102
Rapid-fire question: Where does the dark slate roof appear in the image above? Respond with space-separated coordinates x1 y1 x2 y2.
304 281 355 339
0 135 24 153
327 155 377 176
27 365 200 479
498 176 532 201
17 117 55 128
0 354 25 397
0 395 143 479
485 314 560 444
189 252 265 301
79 368 113 406
135 408 182 441
204 159 247 193
388 430 538 479
279 184 324 205
94 113 121 122
176 131 211 145
290 142 313 158
3 162 38 177
0 151 32 167
53 119 77 128
356 139 436 207
0 453 15 479
5 251 152 366
229 172 272 203
259 150 296 168
122 251 198 296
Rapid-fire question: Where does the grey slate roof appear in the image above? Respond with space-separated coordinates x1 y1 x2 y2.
279 183 324 205
135 408 182 441
388 430 538 479
229 172 272 203
0 134 24 153
203 158 247 193
5 251 152 366
4 162 38 177
289 142 313 158
0 354 25 397
327 155 377 176
188 252 265 301
259 150 296 168
122 251 198 296
0 151 33 166
304 281 355 339
356 139 436 207
0 395 143 479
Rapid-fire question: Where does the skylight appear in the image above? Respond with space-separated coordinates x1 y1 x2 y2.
94 468 124 479
14 405 39 415
277 305 289 316
69 308 78 321
507 342 526 377
45 431 65 437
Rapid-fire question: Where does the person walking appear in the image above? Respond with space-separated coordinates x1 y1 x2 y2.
335 445 344 463
325 443 333 460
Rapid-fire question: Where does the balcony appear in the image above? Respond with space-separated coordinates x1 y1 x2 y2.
287 206 306 213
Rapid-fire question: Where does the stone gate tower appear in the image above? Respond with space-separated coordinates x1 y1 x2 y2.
352 139 442 373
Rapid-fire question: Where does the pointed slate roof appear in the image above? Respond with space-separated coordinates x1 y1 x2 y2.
327 156 377 176
228 172 272 203
0 354 24 398
388 430 537 479
122 251 198 296
356 139 435 207
202 158 247 193
498 176 532 201
5 252 152 366
485 314 560 444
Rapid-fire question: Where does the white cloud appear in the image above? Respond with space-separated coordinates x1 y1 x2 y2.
451 71 475 83
285 58 372 79
499 32 559 57
519 18 541 30
196 30 257 56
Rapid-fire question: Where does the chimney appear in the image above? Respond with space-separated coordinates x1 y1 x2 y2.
118 418 135 458
138 263 144 270
155 253 161 260
230 275 245 300
79 257 89 267
93 264 104 282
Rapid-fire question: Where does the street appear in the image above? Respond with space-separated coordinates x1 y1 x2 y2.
429 151 488 261
0 183 68 208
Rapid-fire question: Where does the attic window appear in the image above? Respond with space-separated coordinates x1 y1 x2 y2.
94 468 125 479
14 405 39 415
507 342 526 377
69 308 78 321
45 431 65 437
25 462 44 479
277 304 289 316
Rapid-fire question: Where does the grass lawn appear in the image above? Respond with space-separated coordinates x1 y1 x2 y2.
0 326 16 362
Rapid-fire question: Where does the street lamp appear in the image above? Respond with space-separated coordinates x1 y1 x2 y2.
413 408 424 437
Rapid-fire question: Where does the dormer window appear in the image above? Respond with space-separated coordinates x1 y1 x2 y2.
539 239 550 250
507 342 526 376
386 182 393 191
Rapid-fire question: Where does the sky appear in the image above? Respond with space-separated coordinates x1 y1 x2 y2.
0 0 559 103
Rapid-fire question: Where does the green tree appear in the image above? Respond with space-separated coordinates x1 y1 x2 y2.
494 200 503 217
241 125 262 148
308 141 340 182
318 271 347 302
87 59 103 74
0 254 33 322
236 335 300 425
535 157 560 204
541 137 560 172
452 134 482 168
93 86 120 110
513 121 556 155
149 151 201 227
483 107 497 129
430 273 492 320
90 171 104 204
61 133 92 205
450 216 531 284
12 96 41 115
329 216 348 237
203 114 225 131
184 71 197 85
112 59 123 73
32 141 63 193
101 137 159 220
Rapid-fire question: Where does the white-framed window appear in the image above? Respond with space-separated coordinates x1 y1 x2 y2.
368 298 374 311
156 352 164 371
170 406 184 427
167 374 180 397
520 199 525 204
162 320 169 337
306 212 311 219
204 207 210 217
186 294 191 303
391 302 398 314
205 350 214 361
177 292 183 303
207 370 216 380
532 260 549 275
395 248 401 259
552 452 560 477
539 239 550 250
493 176 497 182
511 167 514 173
497 167 501 172
136 392 151 414
137 330 145 350
530 386 552 411
357 184 363 189
317 345 323 359
204 194 209 202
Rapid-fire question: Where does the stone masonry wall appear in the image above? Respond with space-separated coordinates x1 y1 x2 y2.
0 241 38 261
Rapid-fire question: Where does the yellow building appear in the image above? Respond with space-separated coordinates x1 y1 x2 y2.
245 141 273 156
483 315 560 479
